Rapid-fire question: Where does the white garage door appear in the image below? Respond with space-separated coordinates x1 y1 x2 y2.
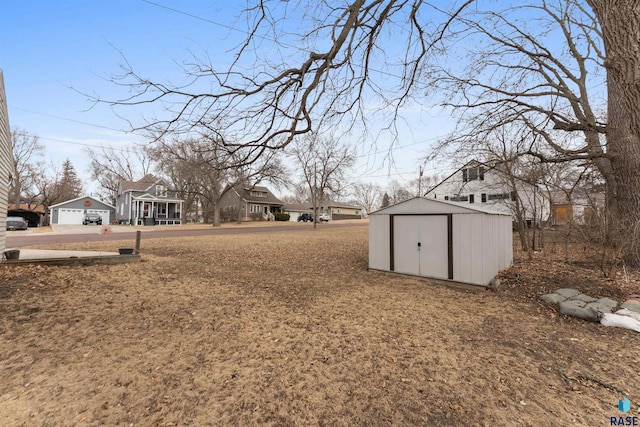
288 211 302 221
87 209 110 224
58 208 85 224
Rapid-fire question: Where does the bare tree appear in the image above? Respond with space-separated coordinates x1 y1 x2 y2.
86 145 153 205
97 1 640 262
28 160 83 223
426 0 640 264
289 133 355 225
405 174 440 198
282 183 312 204
151 136 287 226
385 180 411 205
10 129 44 207
350 182 382 216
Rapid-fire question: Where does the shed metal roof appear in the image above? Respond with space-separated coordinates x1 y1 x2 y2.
370 197 512 216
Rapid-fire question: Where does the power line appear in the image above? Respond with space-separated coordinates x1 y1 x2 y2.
140 0 409 81
10 106 129 133
37 136 144 154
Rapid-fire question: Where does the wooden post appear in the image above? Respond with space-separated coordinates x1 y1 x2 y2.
135 230 141 254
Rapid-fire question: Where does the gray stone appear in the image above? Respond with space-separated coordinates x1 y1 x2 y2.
559 301 600 322
563 299 586 308
585 302 615 314
621 301 640 313
555 288 581 299
572 294 597 303
540 293 567 304
595 297 618 308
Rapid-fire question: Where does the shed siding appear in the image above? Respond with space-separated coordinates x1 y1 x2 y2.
452 214 483 285
369 197 513 286
0 71 12 252
368 214 390 270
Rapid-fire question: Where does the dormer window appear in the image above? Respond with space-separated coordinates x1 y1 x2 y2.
156 185 167 197
462 166 485 183
252 191 265 197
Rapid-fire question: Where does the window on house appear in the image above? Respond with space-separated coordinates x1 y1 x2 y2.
468 168 478 181
156 185 167 197
252 191 264 197
511 191 517 201
444 196 449 201
462 166 484 183
355 210 359 215
469 194 475 204
450 195 469 202
250 204 261 213
481 193 487 203
488 192 511 201
337 208 342 213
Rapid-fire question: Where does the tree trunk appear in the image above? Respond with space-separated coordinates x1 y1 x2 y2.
588 1 640 265
211 200 220 226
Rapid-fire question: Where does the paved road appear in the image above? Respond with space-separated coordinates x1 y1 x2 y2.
6 222 367 248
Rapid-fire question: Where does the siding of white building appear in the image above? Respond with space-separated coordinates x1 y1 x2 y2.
369 197 513 286
0 71 13 253
426 161 550 223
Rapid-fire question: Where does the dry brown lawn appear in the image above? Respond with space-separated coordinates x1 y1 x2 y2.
1 224 639 426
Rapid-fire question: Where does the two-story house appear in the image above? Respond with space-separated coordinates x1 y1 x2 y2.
116 174 184 225
220 185 284 222
426 160 550 224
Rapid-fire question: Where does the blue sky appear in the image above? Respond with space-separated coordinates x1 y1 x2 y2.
2 1 455 196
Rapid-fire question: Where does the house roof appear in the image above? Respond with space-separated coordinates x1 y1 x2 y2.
322 201 361 210
283 203 313 212
370 196 512 216
49 195 115 209
8 203 46 213
235 185 284 205
426 159 544 195
120 174 163 192
283 201 361 211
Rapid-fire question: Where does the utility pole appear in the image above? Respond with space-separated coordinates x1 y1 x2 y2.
418 165 424 197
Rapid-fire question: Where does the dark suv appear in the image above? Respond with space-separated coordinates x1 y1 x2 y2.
297 213 313 222
83 212 102 225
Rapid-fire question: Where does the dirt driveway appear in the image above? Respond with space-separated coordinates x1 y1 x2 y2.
0 227 638 426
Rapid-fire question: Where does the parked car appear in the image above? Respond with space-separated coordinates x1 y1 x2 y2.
318 213 330 222
83 212 102 225
6 216 28 231
297 213 314 222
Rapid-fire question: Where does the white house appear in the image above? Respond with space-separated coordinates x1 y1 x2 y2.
369 197 513 286
426 160 550 224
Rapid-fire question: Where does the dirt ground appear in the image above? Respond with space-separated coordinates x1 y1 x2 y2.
0 224 639 426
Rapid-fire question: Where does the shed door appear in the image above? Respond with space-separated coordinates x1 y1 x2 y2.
393 215 449 279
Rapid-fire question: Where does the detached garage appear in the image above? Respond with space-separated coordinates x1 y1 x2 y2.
50 196 116 225
369 197 513 287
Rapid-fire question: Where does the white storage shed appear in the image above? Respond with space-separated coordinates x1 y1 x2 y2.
369 197 513 286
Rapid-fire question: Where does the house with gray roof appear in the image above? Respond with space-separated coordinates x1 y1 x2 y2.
220 185 284 222
116 174 184 225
